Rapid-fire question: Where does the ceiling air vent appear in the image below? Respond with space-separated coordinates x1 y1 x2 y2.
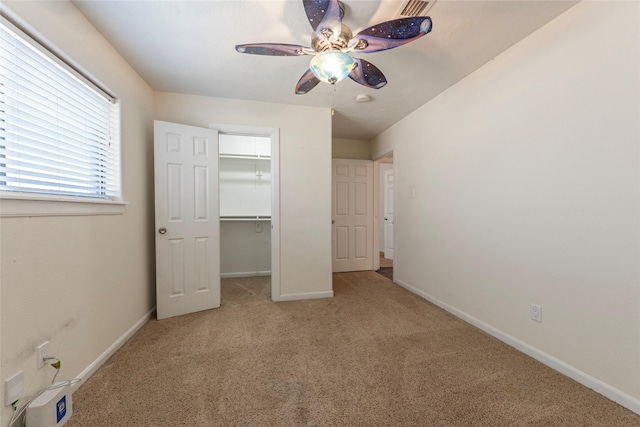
398 0 436 17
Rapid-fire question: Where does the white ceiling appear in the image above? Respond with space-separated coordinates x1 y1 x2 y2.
73 0 578 140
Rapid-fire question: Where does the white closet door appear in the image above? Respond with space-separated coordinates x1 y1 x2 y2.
332 159 373 272
154 121 220 320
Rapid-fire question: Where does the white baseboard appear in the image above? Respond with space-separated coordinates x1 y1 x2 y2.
394 278 640 415
71 307 156 393
273 290 334 302
221 271 271 279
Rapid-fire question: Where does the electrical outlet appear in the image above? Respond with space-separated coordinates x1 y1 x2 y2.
36 341 49 369
530 304 542 322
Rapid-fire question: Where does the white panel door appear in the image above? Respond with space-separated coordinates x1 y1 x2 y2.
154 121 220 320
383 168 395 260
332 159 373 272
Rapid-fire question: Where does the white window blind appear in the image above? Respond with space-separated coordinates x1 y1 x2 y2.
0 19 120 201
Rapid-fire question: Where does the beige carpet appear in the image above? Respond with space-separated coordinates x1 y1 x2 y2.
67 272 639 426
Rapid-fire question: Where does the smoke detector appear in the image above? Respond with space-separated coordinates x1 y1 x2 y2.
356 94 371 103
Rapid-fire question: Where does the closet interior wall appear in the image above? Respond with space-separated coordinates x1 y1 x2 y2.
219 134 271 278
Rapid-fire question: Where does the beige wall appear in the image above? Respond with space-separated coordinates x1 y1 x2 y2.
373 1 640 410
0 1 155 425
154 92 333 299
220 221 271 277
332 137 371 159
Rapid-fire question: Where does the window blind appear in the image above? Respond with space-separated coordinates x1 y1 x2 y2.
0 19 120 200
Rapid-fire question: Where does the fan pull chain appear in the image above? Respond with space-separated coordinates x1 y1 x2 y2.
331 84 337 118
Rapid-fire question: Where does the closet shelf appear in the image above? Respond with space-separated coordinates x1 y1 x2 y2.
220 216 271 222
219 154 271 160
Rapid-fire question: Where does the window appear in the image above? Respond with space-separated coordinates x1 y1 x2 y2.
0 17 122 215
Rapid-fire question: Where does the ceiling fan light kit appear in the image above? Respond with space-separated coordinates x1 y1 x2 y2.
235 0 432 94
310 50 356 84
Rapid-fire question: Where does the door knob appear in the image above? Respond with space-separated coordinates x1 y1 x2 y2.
158 227 167 234
332 220 335 224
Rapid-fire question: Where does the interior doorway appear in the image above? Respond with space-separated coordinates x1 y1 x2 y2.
218 133 272 304
210 123 280 302
373 151 394 281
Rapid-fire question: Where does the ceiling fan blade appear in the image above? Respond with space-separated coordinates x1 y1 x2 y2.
295 69 321 94
304 0 342 38
348 58 387 89
303 0 330 31
235 43 310 56
351 17 432 53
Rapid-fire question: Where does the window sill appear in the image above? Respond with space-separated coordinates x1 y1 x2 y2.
0 194 128 217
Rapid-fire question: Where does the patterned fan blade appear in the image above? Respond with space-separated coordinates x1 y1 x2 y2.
303 0 330 31
304 0 342 37
348 58 387 89
295 69 321 94
351 17 432 53
235 43 310 56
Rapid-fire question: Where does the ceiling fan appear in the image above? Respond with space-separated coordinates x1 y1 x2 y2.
235 0 433 94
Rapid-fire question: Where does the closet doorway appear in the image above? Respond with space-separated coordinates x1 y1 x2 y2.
211 124 280 304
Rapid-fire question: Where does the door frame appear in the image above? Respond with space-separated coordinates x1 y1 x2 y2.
210 123 281 301
372 146 396 273
383 167 394 260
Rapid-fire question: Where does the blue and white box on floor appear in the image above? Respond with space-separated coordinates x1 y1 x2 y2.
25 383 72 427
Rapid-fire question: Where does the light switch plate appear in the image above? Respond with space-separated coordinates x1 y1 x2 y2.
531 304 542 322
5 371 24 406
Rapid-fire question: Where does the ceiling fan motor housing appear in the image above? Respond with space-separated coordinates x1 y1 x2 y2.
312 24 353 52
